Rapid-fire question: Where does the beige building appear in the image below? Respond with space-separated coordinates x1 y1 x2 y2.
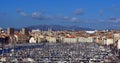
78 37 94 42
46 36 56 43
95 36 104 44
37 35 45 43
14 33 28 43
104 38 113 45
62 37 77 43
114 34 120 42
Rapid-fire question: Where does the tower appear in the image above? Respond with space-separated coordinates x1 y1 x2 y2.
22 28 29 36
7 28 14 36
0 27 2 33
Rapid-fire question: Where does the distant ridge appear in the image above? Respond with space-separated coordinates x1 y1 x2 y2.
26 25 93 31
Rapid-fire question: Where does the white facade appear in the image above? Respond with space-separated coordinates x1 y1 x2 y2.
63 38 77 43
114 34 120 42
78 37 93 42
78 37 84 42
85 31 95 34
37 35 44 43
46 36 56 43
85 37 94 42
14 35 19 42
114 34 120 37
104 39 113 45
32 29 41 33
117 39 120 49
62 37 94 43
29 37 37 43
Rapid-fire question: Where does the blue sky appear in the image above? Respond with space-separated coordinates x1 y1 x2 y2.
0 0 120 29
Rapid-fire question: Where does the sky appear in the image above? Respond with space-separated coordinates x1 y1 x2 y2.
0 0 120 30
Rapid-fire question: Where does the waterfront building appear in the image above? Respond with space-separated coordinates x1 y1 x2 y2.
117 39 120 49
95 36 103 44
104 38 113 45
114 33 120 43
45 36 56 43
77 37 94 42
29 37 37 43
14 33 28 43
37 35 45 43
63 37 77 43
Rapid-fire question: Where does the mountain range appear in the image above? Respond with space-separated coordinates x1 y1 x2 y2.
25 25 93 31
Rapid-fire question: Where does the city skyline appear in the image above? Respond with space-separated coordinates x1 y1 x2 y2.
0 0 120 30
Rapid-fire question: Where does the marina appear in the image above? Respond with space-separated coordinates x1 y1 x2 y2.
0 42 119 63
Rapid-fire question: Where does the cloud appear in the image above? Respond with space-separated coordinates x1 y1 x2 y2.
16 9 84 22
71 17 81 22
16 9 53 20
56 14 82 22
32 12 42 18
74 8 84 15
31 12 53 20
56 14 70 21
16 9 27 16
19 12 27 16
103 16 120 23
